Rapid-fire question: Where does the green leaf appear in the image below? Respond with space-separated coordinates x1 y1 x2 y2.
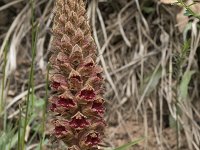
179 71 195 99
113 138 144 150
141 66 162 96
184 10 192 16
142 7 155 14
34 98 45 108
0 124 18 150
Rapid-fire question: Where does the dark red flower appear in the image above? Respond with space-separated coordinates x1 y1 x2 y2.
52 120 72 139
69 112 89 130
80 131 101 149
78 84 95 102
91 98 105 115
51 82 61 89
82 97 105 117
85 132 100 146
54 126 66 137
57 97 76 108
50 74 68 91
49 93 77 114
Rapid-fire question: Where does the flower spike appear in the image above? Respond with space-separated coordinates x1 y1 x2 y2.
49 0 106 149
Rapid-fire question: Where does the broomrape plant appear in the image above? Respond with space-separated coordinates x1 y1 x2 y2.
49 0 106 149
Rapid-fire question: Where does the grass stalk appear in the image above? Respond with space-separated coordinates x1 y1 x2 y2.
175 93 179 150
17 107 22 150
21 0 38 149
1 42 9 135
39 64 49 149
0 43 8 115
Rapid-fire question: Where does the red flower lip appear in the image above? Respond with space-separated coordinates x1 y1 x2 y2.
52 120 71 139
80 131 101 148
82 97 105 117
49 93 77 113
83 57 95 67
69 112 89 130
91 98 105 115
54 125 66 138
78 84 96 102
80 89 95 100
51 81 61 90
57 97 76 108
85 132 100 146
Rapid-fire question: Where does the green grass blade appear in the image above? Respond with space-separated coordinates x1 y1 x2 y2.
179 71 195 99
17 107 22 150
0 123 18 150
39 64 49 149
21 0 38 148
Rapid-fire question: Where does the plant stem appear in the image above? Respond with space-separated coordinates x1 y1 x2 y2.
21 0 37 149
39 64 49 149
0 43 8 114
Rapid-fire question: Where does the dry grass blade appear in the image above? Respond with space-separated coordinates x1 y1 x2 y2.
0 0 23 12
118 1 133 47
